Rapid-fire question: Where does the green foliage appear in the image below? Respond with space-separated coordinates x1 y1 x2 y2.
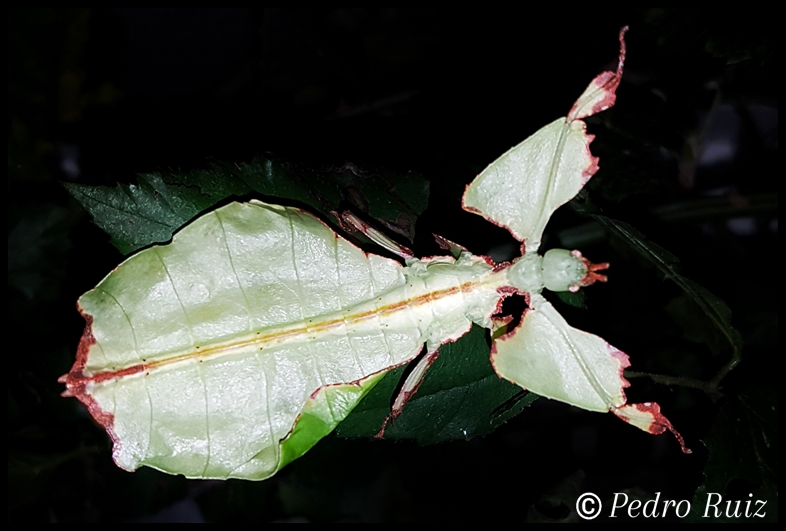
336 325 538 443
689 388 778 522
65 157 428 254
553 289 586 309
9 7 777 522
571 191 743 363
665 279 740 357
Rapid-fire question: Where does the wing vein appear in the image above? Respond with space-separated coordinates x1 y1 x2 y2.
285 209 333 421
215 210 254 332
94 286 154 461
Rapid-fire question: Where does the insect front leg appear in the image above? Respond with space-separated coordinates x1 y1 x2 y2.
334 210 414 260
375 347 441 438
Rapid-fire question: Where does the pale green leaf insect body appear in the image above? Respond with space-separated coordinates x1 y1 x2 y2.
71 201 517 479
63 29 687 480
67 199 593 480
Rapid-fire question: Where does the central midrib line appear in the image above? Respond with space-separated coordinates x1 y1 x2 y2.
84 279 490 384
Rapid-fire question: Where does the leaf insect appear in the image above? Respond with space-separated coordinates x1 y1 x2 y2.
61 27 689 481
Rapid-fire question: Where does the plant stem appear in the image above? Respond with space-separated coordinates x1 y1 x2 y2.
624 370 723 401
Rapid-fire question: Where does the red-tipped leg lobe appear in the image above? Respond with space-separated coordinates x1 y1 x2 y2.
613 403 692 454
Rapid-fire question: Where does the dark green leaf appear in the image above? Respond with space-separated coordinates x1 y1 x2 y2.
336 325 538 444
554 289 586 309
665 279 739 356
688 388 777 522
66 157 429 254
592 215 741 358
64 174 212 255
591 216 680 272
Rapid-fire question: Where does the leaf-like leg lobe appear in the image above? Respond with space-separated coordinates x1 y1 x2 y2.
613 403 692 454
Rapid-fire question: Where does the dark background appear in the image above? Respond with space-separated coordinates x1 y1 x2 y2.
8 8 777 522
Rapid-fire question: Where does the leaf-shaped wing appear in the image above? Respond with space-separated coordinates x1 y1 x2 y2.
491 294 628 412
462 118 597 253
61 201 427 480
491 293 690 452
462 28 626 253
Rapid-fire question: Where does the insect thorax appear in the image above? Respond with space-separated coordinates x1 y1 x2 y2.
506 249 587 294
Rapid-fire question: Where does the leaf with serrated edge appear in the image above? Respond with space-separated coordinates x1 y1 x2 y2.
67 157 429 255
